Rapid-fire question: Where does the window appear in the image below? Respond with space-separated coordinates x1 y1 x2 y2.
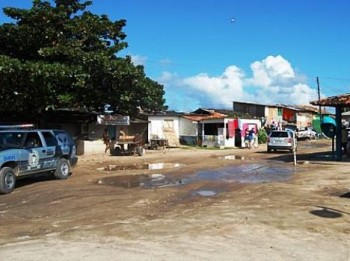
24 133 42 148
42 132 57 147
270 131 289 138
0 132 24 148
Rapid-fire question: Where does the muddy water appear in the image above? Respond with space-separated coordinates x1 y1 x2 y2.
196 163 294 184
97 162 295 192
97 163 182 172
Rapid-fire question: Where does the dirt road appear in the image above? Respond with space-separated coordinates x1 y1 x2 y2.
1 139 350 260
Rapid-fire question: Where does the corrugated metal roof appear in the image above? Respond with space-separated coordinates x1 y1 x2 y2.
311 93 350 106
183 111 227 121
147 111 185 117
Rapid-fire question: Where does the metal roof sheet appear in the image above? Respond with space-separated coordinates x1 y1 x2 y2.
311 93 350 106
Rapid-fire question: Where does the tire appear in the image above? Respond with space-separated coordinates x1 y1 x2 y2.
113 147 122 156
267 147 271 153
54 158 71 179
0 167 16 194
137 146 145 156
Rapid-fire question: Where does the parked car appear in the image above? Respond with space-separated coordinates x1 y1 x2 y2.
0 128 78 194
296 127 317 140
267 130 297 153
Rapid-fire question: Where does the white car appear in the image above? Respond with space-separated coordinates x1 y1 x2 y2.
296 127 317 140
267 130 297 153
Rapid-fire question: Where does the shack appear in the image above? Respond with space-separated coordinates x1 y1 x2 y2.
311 93 350 161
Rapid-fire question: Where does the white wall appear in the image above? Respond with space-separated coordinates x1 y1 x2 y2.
148 116 180 142
179 118 197 136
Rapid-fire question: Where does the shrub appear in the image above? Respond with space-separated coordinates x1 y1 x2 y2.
258 128 268 144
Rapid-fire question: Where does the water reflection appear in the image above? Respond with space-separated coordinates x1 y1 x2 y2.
219 155 253 160
97 163 182 172
196 163 294 183
97 162 294 192
194 190 217 197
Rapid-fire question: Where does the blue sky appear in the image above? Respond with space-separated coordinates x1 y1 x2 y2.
1 0 350 112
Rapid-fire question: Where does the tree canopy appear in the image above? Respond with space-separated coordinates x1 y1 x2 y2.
0 0 167 117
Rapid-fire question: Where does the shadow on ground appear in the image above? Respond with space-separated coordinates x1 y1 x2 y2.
263 151 350 163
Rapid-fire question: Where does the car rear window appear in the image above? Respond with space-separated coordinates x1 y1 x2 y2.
270 131 289 138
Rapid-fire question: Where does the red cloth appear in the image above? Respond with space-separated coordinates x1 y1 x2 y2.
228 120 235 138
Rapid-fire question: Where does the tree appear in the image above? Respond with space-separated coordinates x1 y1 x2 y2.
0 0 167 117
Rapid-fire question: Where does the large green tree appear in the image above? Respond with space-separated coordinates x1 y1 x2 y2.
0 0 166 117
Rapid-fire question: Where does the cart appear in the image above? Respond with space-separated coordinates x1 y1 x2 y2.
111 135 145 156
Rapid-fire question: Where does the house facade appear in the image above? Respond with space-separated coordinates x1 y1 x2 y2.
183 108 235 148
233 101 323 130
147 111 183 147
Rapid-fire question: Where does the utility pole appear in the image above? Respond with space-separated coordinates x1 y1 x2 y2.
316 76 322 121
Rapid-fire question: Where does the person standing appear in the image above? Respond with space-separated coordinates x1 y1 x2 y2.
248 128 256 149
102 128 110 153
252 128 259 148
119 127 126 139
341 126 348 156
244 128 250 148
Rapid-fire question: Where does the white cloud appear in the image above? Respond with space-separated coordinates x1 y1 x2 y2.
130 55 147 66
180 66 248 109
251 55 295 84
161 55 318 111
158 71 177 83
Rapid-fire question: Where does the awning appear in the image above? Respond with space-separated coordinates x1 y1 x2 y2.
311 93 350 106
97 114 130 125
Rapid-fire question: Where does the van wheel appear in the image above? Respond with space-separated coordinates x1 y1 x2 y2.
0 167 16 194
54 158 71 179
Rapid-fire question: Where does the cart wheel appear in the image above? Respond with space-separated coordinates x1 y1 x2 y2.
137 146 145 156
113 147 121 156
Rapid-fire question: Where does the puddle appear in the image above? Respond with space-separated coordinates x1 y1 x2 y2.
97 173 190 189
97 163 294 192
196 163 294 184
97 163 182 172
97 174 148 188
141 173 191 188
194 190 217 197
219 155 252 160
148 163 182 170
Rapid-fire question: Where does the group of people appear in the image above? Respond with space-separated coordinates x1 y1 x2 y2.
244 128 258 149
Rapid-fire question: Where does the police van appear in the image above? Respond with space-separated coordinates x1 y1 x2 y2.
0 127 78 194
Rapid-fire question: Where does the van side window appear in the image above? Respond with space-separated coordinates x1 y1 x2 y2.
24 133 42 148
42 132 57 147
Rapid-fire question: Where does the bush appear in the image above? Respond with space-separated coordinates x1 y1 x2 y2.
258 128 268 144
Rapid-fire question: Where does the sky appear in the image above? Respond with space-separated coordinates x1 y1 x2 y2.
1 0 350 112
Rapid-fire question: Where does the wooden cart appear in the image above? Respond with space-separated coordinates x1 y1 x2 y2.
111 135 145 156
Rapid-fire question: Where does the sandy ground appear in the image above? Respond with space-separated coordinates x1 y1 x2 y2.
1 139 350 260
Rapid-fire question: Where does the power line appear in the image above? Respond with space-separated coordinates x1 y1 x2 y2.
316 76 350 82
